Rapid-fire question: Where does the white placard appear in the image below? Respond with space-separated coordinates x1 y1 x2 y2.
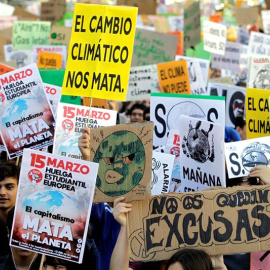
225 136 270 179
248 32 270 56
262 10 270 34
203 20 226 55
0 2 15 16
151 151 175 196
43 83 62 116
179 115 225 192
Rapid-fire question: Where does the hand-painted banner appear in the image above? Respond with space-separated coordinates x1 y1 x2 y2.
62 4 138 101
225 136 270 179
10 149 98 263
0 63 55 159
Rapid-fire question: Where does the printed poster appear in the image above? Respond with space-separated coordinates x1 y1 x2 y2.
246 88 270 139
0 63 55 159
207 83 246 127
43 83 62 116
151 151 175 196
179 115 225 192
62 4 138 101
157 60 191 94
10 149 99 263
53 103 117 159
225 136 270 179
247 56 270 89
203 20 226 55
125 64 159 101
13 21 51 50
4 44 32 68
90 121 153 202
150 93 225 148
33 45 67 68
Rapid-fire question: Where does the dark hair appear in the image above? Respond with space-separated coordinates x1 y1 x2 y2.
143 107 150 120
0 162 20 183
128 103 147 115
166 249 213 270
235 115 246 129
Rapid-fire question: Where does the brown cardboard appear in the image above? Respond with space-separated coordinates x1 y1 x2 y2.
117 0 157 15
50 25 71 50
0 35 11 62
128 185 270 261
1 60 17 68
40 1 66 22
13 6 38 21
132 28 178 66
153 18 170 33
90 121 153 202
235 6 258 25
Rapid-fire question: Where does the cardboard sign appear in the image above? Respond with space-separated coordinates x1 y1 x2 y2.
235 6 258 25
168 31 183 55
0 16 17 30
40 0 66 22
165 129 181 193
13 21 51 50
175 56 206 94
126 64 159 101
0 64 55 159
203 21 226 55
207 83 246 127
37 52 62 69
33 45 67 68
43 83 62 115
0 63 14 75
246 88 270 139
132 28 178 66
53 103 117 159
10 149 98 263
150 93 225 147
50 25 72 49
151 151 175 196
179 115 225 192
212 42 241 72
128 185 270 261
157 60 191 94
117 0 156 15
62 4 137 101
225 136 270 179
251 251 270 270
183 1 201 51
89 121 153 202
0 2 15 16
4 44 32 68
0 35 11 62
247 56 270 89
13 6 38 21
82 97 109 109
248 32 270 56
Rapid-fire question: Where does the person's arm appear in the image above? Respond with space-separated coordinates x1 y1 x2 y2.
211 255 227 270
78 127 91 161
110 197 132 270
249 166 270 185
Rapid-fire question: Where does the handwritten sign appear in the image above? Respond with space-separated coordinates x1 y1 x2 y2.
183 1 201 50
50 25 71 49
132 28 178 66
212 42 241 72
38 52 62 69
203 21 226 55
246 88 270 139
10 149 98 263
13 21 51 50
157 60 191 94
225 136 270 179
248 32 270 56
62 4 137 101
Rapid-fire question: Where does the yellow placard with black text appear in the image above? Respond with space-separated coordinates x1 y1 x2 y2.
246 88 270 139
158 60 191 94
62 4 137 101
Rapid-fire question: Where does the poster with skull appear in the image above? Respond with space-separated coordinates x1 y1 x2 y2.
225 136 270 179
90 121 153 202
179 115 225 192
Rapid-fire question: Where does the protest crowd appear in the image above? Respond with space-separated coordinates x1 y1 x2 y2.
1 0 270 269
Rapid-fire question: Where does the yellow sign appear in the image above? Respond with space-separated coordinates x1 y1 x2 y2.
37 51 62 68
157 60 191 94
246 88 270 139
62 4 137 101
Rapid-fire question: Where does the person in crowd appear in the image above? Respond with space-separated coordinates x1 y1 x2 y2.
224 126 241 142
234 115 246 141
0 162 20 222
143 107 150 121
165 249 227 270
128 103 146 123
